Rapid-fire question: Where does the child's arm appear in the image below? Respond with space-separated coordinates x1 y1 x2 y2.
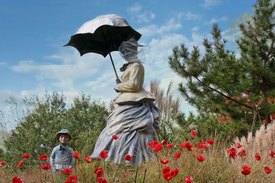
68 147 74 168
50 148 56 172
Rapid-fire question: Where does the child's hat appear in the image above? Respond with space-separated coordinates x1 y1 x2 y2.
56 129 71 139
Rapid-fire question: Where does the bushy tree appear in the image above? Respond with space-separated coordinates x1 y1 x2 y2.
3 92 109 164
66 93 109 154
237 0 275 122
168 0 274 129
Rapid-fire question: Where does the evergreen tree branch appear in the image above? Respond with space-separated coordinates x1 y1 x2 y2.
193 76 254 110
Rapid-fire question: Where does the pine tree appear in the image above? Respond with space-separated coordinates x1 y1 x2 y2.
237 0 275 123
168 0 274 125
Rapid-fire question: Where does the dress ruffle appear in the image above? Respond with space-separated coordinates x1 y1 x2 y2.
91 102 159 165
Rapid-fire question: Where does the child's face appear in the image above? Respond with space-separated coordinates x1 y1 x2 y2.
59 134 70 144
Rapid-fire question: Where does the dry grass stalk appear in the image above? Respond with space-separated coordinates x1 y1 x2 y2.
150 80 180 121
232 120 275 164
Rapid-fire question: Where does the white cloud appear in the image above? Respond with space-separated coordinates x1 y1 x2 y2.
138 25 159 37
127 3 142 13
136 11 155 23
143 30 207 77
141 32 203 113
210 16 228 24
138 19 182 37
10 51 106 90
0 91 14 104
145 34 186 65
86 71 115 90
178 12 202 20
202 0 221 8
127 3 155 23
191 26 199 32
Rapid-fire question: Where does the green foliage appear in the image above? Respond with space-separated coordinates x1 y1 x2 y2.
157 117 186 144
173 113 249 143
151 79 249 143
0 148 4 159
3 92 109 165
168 0 275 128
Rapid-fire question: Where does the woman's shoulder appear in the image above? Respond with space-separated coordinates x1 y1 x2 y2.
131 61 142 65
128 62 144 70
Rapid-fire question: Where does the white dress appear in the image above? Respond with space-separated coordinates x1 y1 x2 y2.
91 62 159 165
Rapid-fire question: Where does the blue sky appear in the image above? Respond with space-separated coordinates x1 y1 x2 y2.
0 0 257 130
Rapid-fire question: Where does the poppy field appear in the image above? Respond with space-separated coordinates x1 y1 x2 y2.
0 124 274 183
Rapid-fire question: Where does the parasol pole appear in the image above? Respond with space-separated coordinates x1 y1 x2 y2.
100 28 120 81
108 53 120 81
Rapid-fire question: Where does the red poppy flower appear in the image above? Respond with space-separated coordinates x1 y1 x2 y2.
94 167 104 177
170 168 179 177
160 158 169 164
166 143 174 149
173 151 181 160
124 154 132 161
162 166 170 174
41 163 51 170
196 155 206 162
163 172 173 181
190 130 197 138
236 143 242 148
84 155 92 163
184 176 193 183
99 150 108 159
22 153 30 159
73 151 80 160
16 160 24 168
67 175 78 183
180 141 193 151
148 140 159 148
206 139 214 144
254 153 262 161
264 166 272 174
12 176 23 183
112 135 119 140
154 144 163 152
227 147 236 159
197 141 208 149
241 165 251 175
0 160 5 166
269 150 275 158
62 168 73 175
39 154 48 161
97 177 108 183
161 140 167 145
238 149 247 157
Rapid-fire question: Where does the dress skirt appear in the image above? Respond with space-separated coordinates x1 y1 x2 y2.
91 102 159 165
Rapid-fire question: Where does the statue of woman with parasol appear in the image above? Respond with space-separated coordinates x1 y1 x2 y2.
65 14 159 165
91 37 159 165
